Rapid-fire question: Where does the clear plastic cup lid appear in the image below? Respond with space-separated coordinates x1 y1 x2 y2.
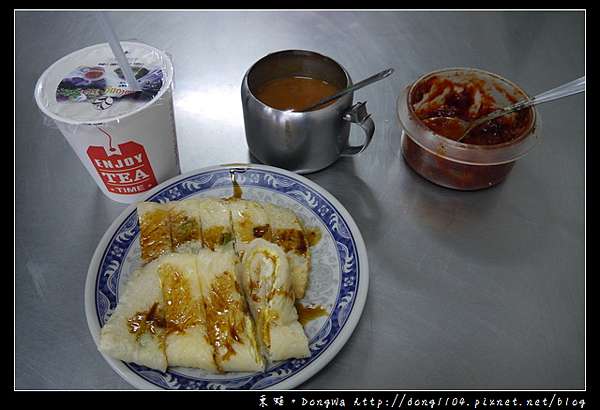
34 41 173 125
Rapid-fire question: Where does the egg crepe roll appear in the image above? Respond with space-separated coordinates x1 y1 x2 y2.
138 202 173 264
168 199 203 254
194 198 234 251
261 203 311 299
240 238 310 362
229 199 271 258
152 253 217 372
196 246 264 372
98 266 167 372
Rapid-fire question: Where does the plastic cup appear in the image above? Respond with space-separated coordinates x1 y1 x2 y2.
34 41 180 203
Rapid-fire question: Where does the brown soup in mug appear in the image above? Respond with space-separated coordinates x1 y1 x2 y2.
254 76 340 111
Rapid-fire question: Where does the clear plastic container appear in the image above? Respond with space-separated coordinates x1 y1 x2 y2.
397 67 540 190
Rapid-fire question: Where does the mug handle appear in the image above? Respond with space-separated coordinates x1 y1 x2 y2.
341 101 375 156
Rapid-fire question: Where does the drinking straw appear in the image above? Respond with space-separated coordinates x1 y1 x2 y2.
95 12 142 92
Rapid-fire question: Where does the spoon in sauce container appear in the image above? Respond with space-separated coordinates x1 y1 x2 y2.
294 68 394 112
426 76 585 142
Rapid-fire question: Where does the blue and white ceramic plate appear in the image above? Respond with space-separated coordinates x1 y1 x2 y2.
85 164 369 390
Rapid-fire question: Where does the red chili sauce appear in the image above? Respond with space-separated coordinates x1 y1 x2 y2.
410 76 532 145
401 136 515 190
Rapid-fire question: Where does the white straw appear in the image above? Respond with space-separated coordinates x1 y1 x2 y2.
95 12 142 92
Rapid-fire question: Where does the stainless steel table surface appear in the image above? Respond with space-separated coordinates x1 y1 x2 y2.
15 10 585 390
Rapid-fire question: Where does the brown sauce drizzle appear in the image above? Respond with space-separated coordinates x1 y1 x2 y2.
235 212 257 242
127 264 206 343
168 210 202 249
268 287 294 301
139 208 172 263
253 225 271 239
202 226 232 250
245 251 293 348
203 271 247 366
295 303 328 326
248 278 261 302
230 170 243 199
127 302 166 340
271 229 307 255
158 264 203 334
259 310 280 348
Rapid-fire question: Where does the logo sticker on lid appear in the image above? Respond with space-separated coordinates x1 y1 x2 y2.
56 52 164 112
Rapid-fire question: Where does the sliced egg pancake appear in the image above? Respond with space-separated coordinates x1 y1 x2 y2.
138 202 173 264
98 266 167 372
196 246 265 372
193 198 235 251
152 254 217 372
168 199 203 254
107 196 315 374
240 238 310 362
261 202 311 299
229 199 271 258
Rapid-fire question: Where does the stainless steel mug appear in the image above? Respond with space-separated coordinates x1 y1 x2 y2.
241 50 375 174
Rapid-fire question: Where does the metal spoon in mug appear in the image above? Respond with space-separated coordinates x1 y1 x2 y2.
294 68 394 112
428 76 585 142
